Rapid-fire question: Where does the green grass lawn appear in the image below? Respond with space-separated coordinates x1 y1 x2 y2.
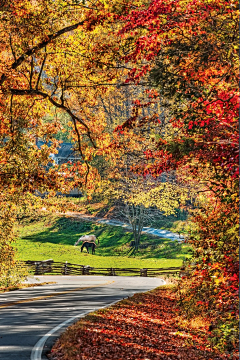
14 214 192 268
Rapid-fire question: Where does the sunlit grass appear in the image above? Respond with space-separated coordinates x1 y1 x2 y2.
14 214 192 268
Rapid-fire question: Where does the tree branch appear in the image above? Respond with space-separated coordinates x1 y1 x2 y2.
0 19 86 86
10 88 97 149
9 34 16 62
29 56 34 89
72 116 90 185
36 52 47 90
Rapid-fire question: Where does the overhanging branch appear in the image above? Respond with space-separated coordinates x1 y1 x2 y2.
10 88 97 149
0 19 86 86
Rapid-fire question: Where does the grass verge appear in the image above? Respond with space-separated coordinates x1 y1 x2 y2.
0 282 56 293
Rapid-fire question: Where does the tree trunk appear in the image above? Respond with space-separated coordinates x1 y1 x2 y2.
126 204 145 251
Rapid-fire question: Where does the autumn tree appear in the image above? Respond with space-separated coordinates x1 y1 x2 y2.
0 0 147 285
0 2 238 353
101 118 192 250
110 0 239 351
109 173 190 251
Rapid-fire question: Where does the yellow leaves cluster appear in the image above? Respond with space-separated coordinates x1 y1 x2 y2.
0 196 28 287
130 181 187 215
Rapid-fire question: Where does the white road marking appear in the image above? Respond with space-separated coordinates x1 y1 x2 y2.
30 299 121 360
31 310 90 360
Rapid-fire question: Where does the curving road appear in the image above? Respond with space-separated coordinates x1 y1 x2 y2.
0 275 165 360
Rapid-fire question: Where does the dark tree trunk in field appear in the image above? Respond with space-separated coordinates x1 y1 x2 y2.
125 204 146 251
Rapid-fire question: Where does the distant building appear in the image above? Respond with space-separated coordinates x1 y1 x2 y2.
36 141 82 165
36 141 82 197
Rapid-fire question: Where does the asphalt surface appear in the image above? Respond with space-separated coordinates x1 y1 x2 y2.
0 275 165 360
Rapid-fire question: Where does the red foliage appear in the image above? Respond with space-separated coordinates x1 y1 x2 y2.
112 0 239 352
48 288 238 360
116 0 239 178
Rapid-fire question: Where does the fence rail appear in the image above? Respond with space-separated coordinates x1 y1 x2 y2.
24 260 181 277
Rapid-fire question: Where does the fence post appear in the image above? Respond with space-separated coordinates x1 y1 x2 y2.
64 261 68 275
35 262 42 275
82 266 85 275
48 260 53 273
82 265 90 275
140 268 148 277
108 268 116 276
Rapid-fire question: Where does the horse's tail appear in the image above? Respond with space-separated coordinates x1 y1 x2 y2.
96 237 100 244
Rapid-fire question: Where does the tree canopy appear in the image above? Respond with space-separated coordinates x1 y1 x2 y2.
0 0 238 351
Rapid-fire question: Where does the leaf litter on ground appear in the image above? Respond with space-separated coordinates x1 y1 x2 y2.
48 286 238 360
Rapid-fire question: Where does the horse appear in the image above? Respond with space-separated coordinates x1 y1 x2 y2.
74 234 99 246
81 241 96 255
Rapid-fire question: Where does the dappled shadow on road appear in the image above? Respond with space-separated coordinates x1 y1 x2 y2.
0 284 165 360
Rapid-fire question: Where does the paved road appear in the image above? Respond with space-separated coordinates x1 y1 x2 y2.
0 275 165 360
65 212 184 241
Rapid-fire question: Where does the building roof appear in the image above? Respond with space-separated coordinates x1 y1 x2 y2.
36 141 81 161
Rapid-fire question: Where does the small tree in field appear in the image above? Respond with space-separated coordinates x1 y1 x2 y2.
104 169 190 251
121 203 156 251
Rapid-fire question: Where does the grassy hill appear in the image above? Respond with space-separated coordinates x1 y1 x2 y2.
14 214 192 269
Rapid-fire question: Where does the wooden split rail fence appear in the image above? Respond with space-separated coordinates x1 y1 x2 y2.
24 259 181 277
